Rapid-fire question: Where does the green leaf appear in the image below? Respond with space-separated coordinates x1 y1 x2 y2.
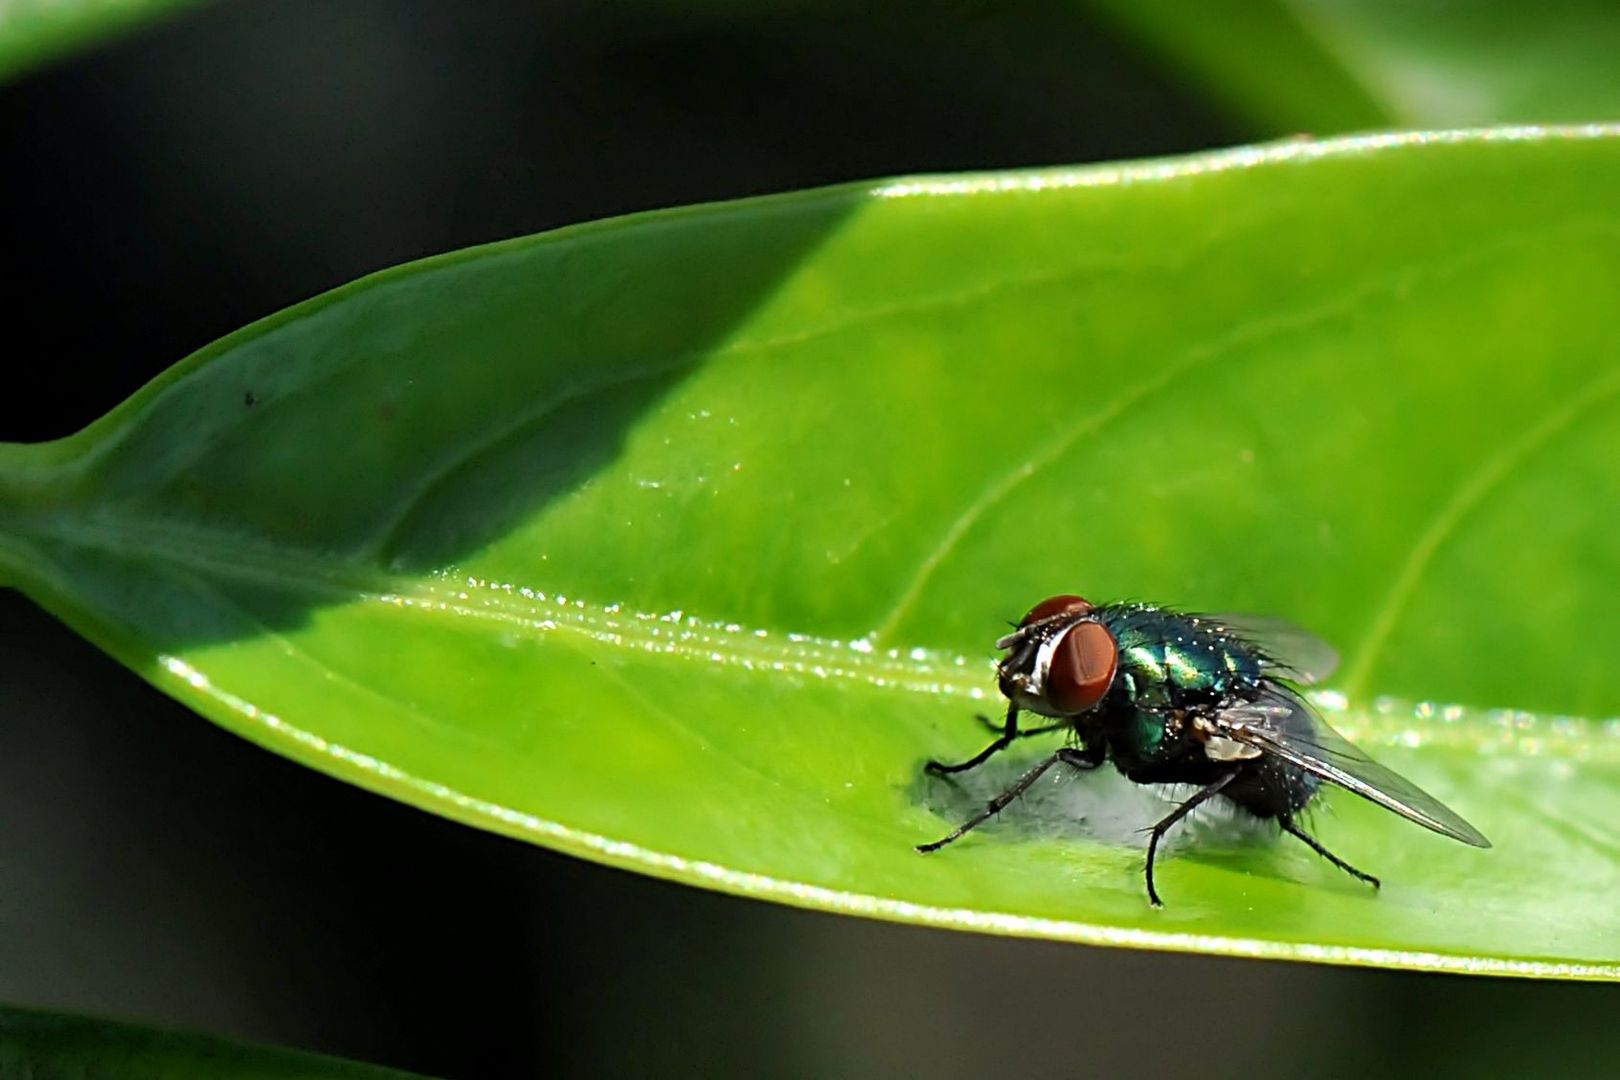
0 0 201 84
5 126 1620 977
0 1004 428 1078
1086 0 1620 135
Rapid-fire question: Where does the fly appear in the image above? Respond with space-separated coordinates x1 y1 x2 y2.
916 595 1490 906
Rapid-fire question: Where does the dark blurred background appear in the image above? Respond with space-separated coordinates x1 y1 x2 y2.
0 3 1614 1077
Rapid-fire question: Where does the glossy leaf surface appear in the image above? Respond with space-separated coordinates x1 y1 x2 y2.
4 127 1620 976
1089 0 1620 134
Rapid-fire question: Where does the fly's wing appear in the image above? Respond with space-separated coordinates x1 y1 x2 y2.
1216 686 1490 848
1207 613 1339 686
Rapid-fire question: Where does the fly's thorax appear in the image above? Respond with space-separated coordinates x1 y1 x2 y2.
1103 701 1261 771
1105 703 1172 766
1098 605 1266 701
1091 604 1267 767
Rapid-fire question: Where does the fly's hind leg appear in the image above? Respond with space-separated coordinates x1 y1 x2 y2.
1280 816 1381 890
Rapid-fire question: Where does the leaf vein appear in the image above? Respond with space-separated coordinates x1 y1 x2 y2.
1341 363 1620 699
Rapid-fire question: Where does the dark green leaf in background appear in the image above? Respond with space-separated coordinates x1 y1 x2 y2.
1087 0 1620 134
3 127 1619 976
0 1005 429 1079
0 0 201 84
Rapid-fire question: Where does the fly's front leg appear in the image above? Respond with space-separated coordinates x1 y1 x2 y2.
926 701 1024 776
974 713 1067 739
918 745 1100 854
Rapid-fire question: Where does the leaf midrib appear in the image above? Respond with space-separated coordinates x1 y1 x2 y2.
14 509 1620 767
17 510 990 698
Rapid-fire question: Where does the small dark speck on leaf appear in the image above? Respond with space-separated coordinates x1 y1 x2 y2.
244 391 258 408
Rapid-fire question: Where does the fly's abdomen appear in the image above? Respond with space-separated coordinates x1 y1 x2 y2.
1223 755 1322 818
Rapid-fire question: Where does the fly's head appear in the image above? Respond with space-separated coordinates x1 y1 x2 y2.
995 594 1120 719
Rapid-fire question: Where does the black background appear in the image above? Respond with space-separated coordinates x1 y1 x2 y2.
0 3 1612 1077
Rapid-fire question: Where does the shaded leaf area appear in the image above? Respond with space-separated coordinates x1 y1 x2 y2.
0 0 201 84
1087 0 1620 134
0 1004 429 1078
4 129 1620 974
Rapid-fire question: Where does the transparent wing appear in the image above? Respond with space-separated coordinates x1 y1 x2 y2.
1216 685 1490 848
1207 613 1339 686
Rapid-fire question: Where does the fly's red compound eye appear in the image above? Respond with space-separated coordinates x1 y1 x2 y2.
1019 594 1094 627
1046 621 1118 714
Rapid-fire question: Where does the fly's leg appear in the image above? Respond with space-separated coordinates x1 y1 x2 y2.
1280 816 1381 890
917 748 1100 853
1144 769 1239 908
925 701 1024 776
